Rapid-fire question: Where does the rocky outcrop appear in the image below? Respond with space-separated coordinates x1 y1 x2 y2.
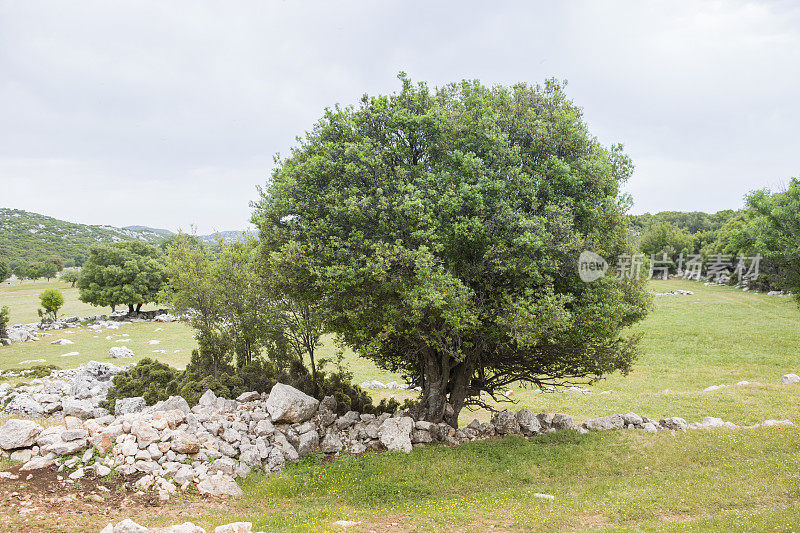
1 361 125 418
109 346 135 359
781 373 800 385
116 396 147 415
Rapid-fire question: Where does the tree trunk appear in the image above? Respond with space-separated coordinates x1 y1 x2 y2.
111 304 116 312
309 344 317 395
444 360 474 427
414 350 450 424
135 303 142 313
127 304 135 314
414 351 475 427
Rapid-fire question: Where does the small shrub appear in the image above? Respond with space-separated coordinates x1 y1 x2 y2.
238 358 278 394
315 367 377 415
101 358 178 412
172 373 245 406
28 364 60 379
38 288 64 321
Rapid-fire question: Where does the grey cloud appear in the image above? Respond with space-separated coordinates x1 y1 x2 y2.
0 1 798 231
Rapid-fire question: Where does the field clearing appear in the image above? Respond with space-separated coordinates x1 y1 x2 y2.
0 278 164 325
1 278 800 531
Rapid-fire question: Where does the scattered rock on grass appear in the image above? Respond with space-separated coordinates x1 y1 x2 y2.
109 346 135 359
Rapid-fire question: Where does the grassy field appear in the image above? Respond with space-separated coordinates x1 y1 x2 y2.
1 278 800 531
0 278 164 325
0 279 195 371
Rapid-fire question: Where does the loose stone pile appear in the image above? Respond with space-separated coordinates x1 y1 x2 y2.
1 361 126 418
2 377 794 510
654 290 695 296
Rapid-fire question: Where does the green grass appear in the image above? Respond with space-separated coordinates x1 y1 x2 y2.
2 278 800 531
184 428 800 532
0 279 196 371
0 278 165 325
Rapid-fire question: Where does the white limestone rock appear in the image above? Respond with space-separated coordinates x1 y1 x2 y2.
378 416 414 454
0 419 44 450
265 383 319 423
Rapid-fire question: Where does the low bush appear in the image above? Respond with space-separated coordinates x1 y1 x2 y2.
103 349 417 416
100 358 178 412
27 364 60 379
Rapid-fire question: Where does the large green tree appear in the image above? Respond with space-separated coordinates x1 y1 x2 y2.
77 242 167 314
254 76 651 425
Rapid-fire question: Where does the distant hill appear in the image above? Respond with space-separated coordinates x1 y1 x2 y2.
0 208 253 267
196 230 256 244
123 225 174 235
123 225 256 244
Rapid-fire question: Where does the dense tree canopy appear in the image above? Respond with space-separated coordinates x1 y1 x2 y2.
747 178 800 300
629 211 737 235
254 76 651 425
77 242 167 314
637 222 694 258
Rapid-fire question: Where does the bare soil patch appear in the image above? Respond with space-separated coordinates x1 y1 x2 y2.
0 464 228 533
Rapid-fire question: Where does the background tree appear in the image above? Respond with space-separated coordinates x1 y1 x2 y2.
45 255 64 272
36 261 58 281
637 222 694 258
166 232 322 383
17 262 50 281
61 269 81 287
0 260 10 283
254 76 651 425
13 265 30 280
78 242 167 314
0 306 9 339
747 178 800 300
38 288 64 321
261 240 326 388
164 234 238 377
212 234 278 367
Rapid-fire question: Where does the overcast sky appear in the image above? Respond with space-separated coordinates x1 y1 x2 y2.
1 1 798 233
